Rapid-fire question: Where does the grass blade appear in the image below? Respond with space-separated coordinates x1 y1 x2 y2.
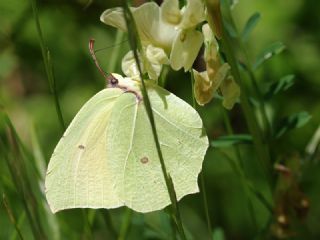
2 193 24 240
121 1 186 239
29 0 66 131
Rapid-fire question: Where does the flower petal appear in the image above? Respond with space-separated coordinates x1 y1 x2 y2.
210 63 231 92
145 44 169 80
146 44 169 65
100 7 127 32
121 51 145 80
180 0 205 29
202 24 219 70
193 70 213 106
132 2 160 44
220 75 240 110
170 29 203 71
161 0 181 25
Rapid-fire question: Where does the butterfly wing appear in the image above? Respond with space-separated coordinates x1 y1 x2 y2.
45 88 124 213
106 83 208 213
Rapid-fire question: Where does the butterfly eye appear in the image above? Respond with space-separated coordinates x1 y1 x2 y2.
110 77 118 85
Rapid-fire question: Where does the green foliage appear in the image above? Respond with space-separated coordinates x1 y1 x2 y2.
253 41 286 70
264 74 295 100
241 12 261 42
275 111 312 138
211 134 253 148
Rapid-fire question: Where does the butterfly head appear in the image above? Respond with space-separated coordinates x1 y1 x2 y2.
108 73 142 101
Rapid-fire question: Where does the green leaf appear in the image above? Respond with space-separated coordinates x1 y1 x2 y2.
275 111 312 138
265 74 295 100
241 12 261 42
223 20 238 38
253 42 286 70
211 134 253 148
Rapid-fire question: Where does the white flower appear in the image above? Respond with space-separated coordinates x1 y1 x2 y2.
121 45 169 81
100 0 205 79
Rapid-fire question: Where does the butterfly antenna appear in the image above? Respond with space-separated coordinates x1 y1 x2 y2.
89 39 111 81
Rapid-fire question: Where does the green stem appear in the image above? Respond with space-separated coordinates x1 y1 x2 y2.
223 4 273 170
30 0 65 131
228 15 272 139
190 71 212 237
238 42 272 140
121 1 186 239
204 1 272 188
220 28 272 186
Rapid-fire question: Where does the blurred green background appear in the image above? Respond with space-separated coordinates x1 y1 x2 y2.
1 0 320 239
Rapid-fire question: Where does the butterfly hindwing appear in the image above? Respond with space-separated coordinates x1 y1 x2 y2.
106 83 208 213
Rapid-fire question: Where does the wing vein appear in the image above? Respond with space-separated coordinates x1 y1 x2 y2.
122 101 138 199
152 108 203 142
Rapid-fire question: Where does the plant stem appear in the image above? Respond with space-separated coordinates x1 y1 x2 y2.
190 71 212 237
121 1 186 239
220 27 272 185
30 0 66 132
228 15 272 139
204 1 273 189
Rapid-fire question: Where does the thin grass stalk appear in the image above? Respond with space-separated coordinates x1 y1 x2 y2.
29 0 65 131
2 193 24 240
2 119 47 239
121 1 186 239
190 71 212 237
